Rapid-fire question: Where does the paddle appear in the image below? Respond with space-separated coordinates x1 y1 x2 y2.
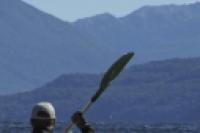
64 52 134 133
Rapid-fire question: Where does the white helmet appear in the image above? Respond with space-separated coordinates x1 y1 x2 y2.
31 102 56 120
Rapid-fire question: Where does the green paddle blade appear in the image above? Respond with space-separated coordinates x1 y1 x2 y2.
91 52 134 102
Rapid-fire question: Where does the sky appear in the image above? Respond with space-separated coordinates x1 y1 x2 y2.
22 0 200 22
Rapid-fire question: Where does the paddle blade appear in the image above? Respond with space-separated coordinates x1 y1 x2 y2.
91 52 134 102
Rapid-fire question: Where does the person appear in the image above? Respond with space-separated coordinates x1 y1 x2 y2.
31 102 56 133
31 102 94 133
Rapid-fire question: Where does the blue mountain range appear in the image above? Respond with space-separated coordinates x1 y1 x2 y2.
1 0 200 95
0 57 200 124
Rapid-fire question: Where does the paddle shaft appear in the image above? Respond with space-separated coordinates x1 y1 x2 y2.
64 84 110 132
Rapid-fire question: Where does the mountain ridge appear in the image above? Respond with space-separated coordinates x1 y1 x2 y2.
73 1 200 65
1 1 200 94
0 0 120 94
0 57 200 123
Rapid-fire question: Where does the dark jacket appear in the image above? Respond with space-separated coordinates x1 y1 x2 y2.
32 128 94 133
32 128 53 133
32 127 94 133
80 124 95 133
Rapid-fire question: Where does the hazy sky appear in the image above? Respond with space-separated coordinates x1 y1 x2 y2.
22 0 200 22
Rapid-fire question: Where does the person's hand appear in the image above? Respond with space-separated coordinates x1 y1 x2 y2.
71 111 86 128
71 111 95 132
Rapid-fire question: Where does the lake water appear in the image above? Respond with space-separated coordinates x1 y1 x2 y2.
0 122 199 133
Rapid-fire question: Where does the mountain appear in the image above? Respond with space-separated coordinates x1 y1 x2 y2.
73 2 200 64
0 0 119 94
2 1 200 94
0 57 200 124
